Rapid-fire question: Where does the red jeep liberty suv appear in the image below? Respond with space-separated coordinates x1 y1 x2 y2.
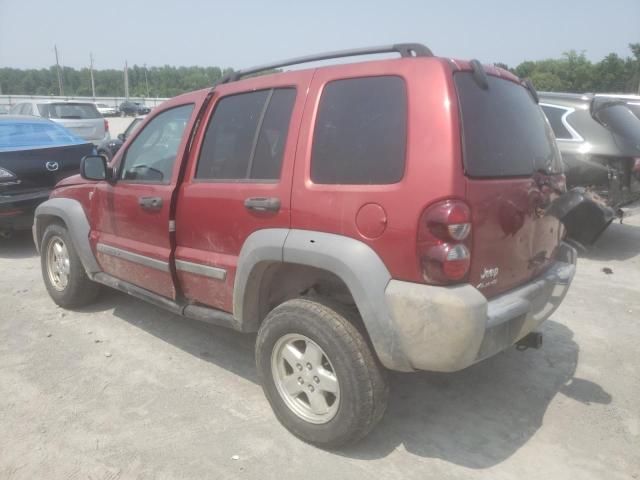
34 44 578 447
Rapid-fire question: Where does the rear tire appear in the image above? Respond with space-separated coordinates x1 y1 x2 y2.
256 298 389 448
40 223 100 308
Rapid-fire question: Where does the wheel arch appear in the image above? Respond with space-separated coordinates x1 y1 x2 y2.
234 229 413 371
34 198 101 275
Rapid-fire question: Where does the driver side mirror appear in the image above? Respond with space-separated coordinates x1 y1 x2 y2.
80 154 113 181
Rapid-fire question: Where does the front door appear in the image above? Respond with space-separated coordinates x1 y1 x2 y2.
174 71 313 312
90 100 200 298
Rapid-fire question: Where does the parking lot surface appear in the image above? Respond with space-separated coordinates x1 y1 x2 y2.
1 203 639 479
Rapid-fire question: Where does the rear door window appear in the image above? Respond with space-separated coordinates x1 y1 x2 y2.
311 76 407 184
196 88 296 181
455 73 562 177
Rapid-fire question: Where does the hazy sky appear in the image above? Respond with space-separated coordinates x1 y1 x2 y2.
1 0 638 70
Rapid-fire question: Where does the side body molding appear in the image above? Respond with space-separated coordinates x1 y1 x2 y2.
233 228 413 371
33 198 101 274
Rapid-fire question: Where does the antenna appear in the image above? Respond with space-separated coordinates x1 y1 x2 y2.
54 45 64 96
90 52 96 99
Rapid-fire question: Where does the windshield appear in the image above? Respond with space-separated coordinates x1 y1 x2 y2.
455 73 563 177
0 121 85 151
37 103 101 120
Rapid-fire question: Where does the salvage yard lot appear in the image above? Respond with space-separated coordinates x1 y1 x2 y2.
1 204 639 479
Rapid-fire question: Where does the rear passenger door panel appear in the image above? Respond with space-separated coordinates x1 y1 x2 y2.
175 71 313 312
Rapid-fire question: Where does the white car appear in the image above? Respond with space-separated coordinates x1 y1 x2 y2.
9 101 110 145
94 103 118 117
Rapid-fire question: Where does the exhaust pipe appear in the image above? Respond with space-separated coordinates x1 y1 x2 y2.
516 331 543 351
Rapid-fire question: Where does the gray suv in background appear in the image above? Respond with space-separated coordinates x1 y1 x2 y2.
540 92 640 207
9 101 109 145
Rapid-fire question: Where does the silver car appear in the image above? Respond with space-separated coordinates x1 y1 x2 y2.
9 101 109 145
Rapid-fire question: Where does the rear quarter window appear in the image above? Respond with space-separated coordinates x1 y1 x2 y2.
540 104 576 140
311 75 407 185
455 73 562 177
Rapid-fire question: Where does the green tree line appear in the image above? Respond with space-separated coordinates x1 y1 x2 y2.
0 64 234 98
1 43 638 98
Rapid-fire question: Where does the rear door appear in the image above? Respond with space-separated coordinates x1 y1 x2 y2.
90 94 204 298
174 71 313 312
37 102 106 143
454 72 565 298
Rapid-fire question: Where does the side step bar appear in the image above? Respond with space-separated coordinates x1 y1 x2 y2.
92 272 240 331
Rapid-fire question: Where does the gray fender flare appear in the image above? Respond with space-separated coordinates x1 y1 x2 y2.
233 228 412 371
34 198 101 275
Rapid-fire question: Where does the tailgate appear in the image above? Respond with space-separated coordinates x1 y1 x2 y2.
54 119 105 142
454 71 565 298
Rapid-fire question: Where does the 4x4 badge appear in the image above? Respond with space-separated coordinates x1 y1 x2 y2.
45 161 59 172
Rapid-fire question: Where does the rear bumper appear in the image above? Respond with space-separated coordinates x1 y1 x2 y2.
384 242 577 372
0 189 51 230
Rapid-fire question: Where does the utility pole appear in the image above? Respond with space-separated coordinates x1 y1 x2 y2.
89 52 96 99
124 60 129 99
54 44 64 96
144 63 150 98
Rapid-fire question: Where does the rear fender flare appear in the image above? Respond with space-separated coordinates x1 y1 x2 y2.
233 228 412 371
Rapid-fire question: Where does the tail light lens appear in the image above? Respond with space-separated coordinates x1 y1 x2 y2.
104 119 109 133
417 200 472 284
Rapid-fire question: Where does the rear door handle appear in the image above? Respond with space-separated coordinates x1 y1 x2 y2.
138 196 163 210
244 197 281 212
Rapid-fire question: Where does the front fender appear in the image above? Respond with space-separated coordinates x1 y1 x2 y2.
33 198 101 275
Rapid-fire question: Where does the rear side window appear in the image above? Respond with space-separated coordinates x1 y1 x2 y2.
311 76 407 184
196 88 296 180
455 73 562 177
37 103 101 119
541 104 575 140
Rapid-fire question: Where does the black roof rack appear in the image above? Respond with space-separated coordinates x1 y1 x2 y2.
219 43 433 84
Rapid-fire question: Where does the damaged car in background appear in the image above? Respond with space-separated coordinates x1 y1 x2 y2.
540 92 640 246
0 116 94 238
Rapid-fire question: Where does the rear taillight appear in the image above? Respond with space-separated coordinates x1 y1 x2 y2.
633 158 640 173
417 199 472 285
104 119 109 132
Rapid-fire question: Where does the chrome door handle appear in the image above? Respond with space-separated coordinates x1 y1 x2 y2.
244 197 281 212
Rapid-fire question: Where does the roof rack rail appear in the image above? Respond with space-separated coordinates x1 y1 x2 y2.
219 43 433 84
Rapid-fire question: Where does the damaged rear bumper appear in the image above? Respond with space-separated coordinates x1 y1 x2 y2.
384 242 577 372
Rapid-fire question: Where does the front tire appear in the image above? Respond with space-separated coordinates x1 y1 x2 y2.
256 298 389 448
40 223 100 308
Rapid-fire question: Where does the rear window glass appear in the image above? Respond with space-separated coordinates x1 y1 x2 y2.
37 103 101 119
455 73 562 177
311 76 407 184
0 121 84 150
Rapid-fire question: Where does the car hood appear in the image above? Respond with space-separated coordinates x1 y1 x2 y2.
55 173 87 187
